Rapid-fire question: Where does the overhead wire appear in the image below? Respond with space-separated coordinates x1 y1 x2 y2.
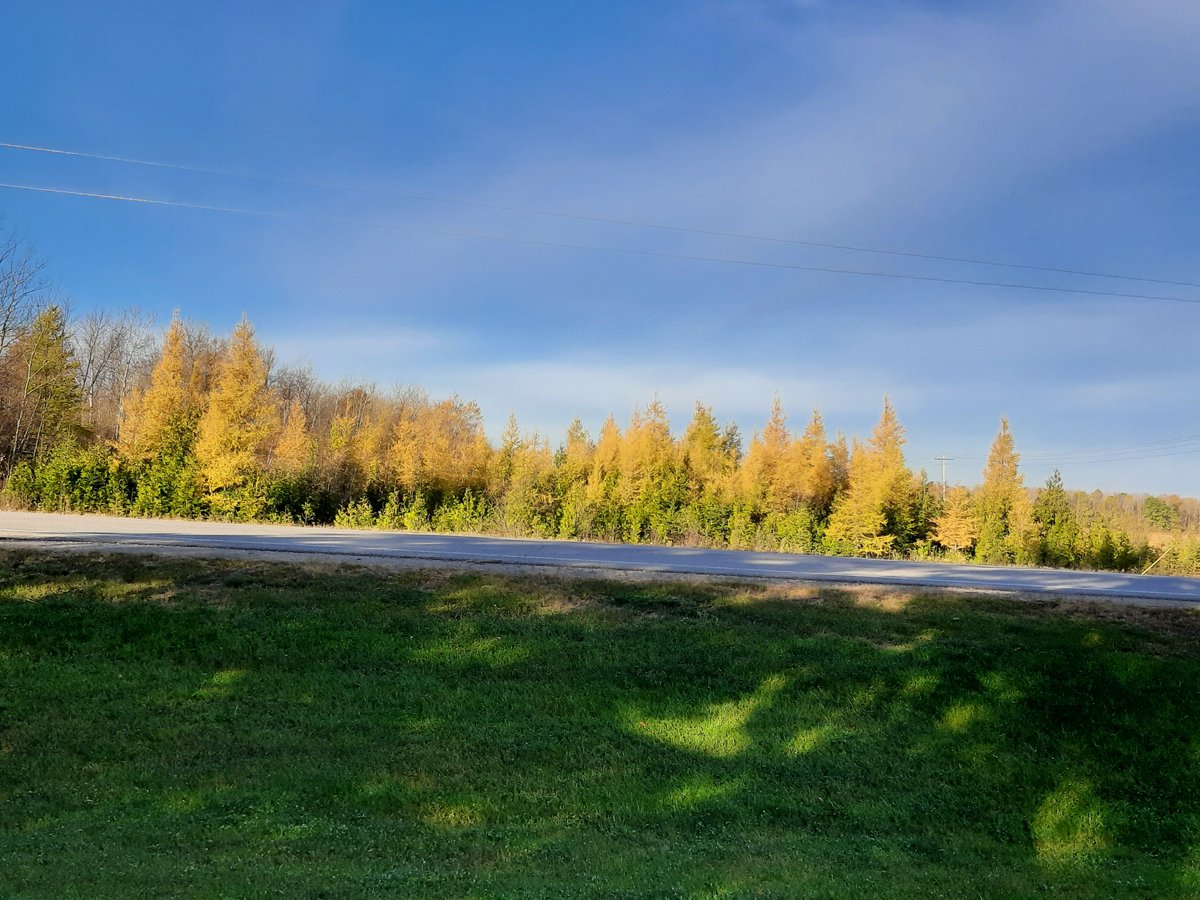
948 434 1200 465
1019 433 1200 461
3 180 1200 307
1022 446 1200 465
3 139 1199 290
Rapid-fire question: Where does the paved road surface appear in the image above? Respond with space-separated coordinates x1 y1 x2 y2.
1 510 1197 603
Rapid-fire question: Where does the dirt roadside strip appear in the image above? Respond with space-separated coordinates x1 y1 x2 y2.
2 510 1197 611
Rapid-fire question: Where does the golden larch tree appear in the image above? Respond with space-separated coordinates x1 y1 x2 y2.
871 396 914 536
194 317 280 497
119 316 192 461
934 486 978 555
778 408 835 514
824 398 914 555
587 415 622 496
617 401 675 506
741 396 789 511
270 398 313 475
557 417 593 484
975 418 1025 563
824 438 892 556
681 402 736 498
555 417 594 540
324 384 387 498
388 396 490 495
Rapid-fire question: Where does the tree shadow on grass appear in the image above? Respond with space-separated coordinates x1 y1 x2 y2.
1 553 1199 897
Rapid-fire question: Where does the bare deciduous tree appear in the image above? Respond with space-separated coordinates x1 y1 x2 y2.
0 221 50 358
72 307 157 440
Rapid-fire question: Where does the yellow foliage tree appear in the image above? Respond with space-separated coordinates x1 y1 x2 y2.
587 415 621 493
194 318 280 500
555 417 594 539
778 408 835 514
323 385 387 498
271 399 313 475
1007 482 1041 565
975 418 1028 563
871 397 914 532
681 402 736 498
557 417 593 484
824 398 914 555
618 401 675 506
118 316 192 461
741 396 788 511
934 486 977 555
824 439 893 556
388 396 491 495
829 432 849 496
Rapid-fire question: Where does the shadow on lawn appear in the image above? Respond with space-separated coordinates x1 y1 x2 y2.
1 553 1199 896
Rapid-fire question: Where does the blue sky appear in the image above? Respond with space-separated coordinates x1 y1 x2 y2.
2 0 1198 495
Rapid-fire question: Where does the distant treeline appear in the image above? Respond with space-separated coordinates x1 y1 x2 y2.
1 231 1197 575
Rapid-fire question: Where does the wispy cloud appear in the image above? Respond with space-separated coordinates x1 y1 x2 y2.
270 326 454 382
416 356 916 441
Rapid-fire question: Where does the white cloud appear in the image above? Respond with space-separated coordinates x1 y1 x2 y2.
418 356 911 440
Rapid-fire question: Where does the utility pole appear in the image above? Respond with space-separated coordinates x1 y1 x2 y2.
934 456 955 501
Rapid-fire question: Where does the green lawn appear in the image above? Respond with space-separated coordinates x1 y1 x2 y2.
2 550 1199 898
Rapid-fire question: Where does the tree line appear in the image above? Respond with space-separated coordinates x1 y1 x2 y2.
1 230 1197 576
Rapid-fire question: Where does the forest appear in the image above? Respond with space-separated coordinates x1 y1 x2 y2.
2 228 1198 576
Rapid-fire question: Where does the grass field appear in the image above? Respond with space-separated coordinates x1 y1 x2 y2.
2 550 1199 898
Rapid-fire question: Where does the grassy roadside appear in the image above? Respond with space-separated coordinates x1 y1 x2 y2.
2 550 1198 898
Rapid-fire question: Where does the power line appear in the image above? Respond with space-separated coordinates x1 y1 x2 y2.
3 139 1199 291
1019 434 1200 462
4 180 1200 307
1022 445 1200 465
952 434 1200 465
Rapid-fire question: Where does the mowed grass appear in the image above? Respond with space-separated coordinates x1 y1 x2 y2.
2 551 1199 898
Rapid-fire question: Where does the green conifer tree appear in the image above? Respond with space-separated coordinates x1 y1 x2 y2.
3 305 81 471
1034 470 1078 567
